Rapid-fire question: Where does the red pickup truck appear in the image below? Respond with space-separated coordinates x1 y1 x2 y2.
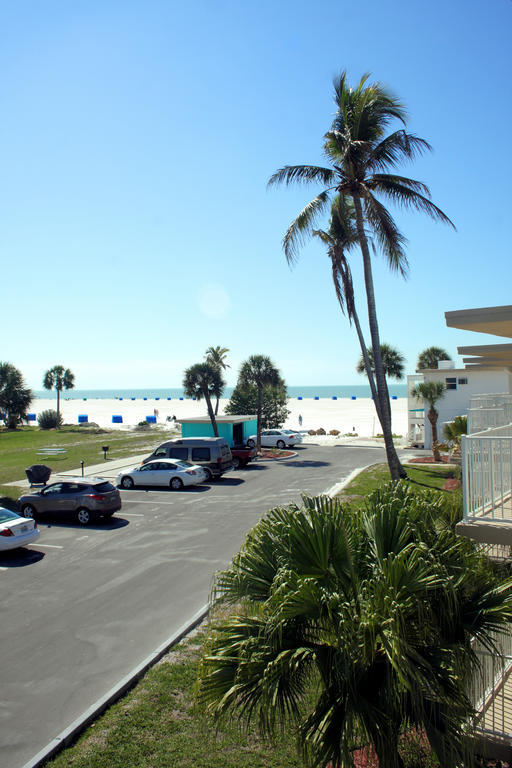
231 444 258 469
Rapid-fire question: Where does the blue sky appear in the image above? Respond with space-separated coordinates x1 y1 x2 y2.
2 0 511 389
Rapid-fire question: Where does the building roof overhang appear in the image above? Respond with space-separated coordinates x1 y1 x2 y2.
445 305 512 338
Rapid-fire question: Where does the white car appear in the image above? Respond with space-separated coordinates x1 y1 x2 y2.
0 507 40 551
116 459 207 490
246 429 303 449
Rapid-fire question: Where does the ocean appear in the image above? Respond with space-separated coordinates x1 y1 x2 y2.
33 384 408 401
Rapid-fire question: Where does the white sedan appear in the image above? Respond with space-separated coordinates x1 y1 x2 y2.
0 507 40 551
116 459 207 490
246 429 303 449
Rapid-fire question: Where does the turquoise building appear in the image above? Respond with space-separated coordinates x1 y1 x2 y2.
179 415 257 447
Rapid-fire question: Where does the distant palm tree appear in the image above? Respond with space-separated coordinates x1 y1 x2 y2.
412 380 446 461
238 355 280 452
42 365 75 418
183 362 225 437
0 362 33 429
417 346 451 371
199 486 512 768
356 343 405 380
205 346 230 415
269 72 454 480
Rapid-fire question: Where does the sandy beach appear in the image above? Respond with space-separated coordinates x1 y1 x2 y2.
31 396 408 438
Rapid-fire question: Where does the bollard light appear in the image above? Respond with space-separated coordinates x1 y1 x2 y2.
81 460 85 477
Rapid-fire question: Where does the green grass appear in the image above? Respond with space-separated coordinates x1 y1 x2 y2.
340 462 460 502
47 628 304 768
0 425 171 486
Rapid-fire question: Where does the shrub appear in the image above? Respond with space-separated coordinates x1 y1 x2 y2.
316 427 326 435
38 409 63 429
308 429 316 435
329 429 340 436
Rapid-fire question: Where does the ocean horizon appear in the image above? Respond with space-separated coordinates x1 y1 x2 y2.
33 384 408 401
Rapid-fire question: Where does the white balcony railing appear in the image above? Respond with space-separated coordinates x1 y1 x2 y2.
462 426 512 523
471 629 512 741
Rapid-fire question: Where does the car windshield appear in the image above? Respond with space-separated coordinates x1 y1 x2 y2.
0 508 17 523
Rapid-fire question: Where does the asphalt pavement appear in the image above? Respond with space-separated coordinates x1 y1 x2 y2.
1 443 388 768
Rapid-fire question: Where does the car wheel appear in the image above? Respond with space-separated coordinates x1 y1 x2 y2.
121 476 134 489
21 504 36 519
203 468 212 481
276 439 285 449
77 508 92 525
247 439 255 448
170 477 183 490
232 456 241 469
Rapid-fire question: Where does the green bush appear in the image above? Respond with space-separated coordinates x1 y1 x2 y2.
316 427 326 435
37 409 63 429
329 429 340 436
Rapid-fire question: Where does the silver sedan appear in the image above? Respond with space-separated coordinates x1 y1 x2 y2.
116 459 207 490
0 507 40 551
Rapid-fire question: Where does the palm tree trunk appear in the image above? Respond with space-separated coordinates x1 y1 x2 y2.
256 385 263 452
215 396 220 416
351 305 384 426
56 387 60 417
205 393 219 437
429 408 441 462
352 195 406 480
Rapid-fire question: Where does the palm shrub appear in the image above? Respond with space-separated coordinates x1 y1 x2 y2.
199 484 512 768
38 409 63 429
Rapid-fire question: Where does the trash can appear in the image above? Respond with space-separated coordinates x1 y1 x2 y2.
25 465 51 486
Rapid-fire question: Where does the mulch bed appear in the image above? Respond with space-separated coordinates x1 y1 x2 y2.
408 455 453 464
258 448 295 460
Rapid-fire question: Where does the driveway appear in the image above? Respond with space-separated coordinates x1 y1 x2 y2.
1 443 386 768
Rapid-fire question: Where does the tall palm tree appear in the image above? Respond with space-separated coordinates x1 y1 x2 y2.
183 362 225 437
269 72 454 480
356 343 405 380
42 365 75 418
238 355 280 452
205 346 230 415
412 380 446 461
417 346 451 371
199 485 512 768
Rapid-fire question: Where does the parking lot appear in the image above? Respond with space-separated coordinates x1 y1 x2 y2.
1 443 387 768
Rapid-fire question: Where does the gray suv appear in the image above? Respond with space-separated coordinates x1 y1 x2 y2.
18 478 121 525
142 438 233 480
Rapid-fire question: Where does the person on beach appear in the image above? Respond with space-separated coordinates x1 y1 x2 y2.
298 414 303 427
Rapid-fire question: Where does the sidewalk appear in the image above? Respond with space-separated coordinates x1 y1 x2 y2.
8 455 149 489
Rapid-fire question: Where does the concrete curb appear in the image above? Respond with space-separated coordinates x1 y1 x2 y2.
22 604 209 768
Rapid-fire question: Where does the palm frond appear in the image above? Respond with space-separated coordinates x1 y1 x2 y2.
369 131 432 172
363 192 409 276
283 191 331 264
368 176 456 228
267 165 335 189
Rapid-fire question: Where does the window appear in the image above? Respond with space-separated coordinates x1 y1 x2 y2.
154 448 167 457
458 378 468 385
445 377 457 390
170 447 189 460
192 447 210 461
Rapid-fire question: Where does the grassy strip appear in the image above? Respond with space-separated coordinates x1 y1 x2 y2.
339 462 459 501
47 627 304 768
0 426 173 485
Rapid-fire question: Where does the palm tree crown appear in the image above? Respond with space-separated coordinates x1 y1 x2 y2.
356 343 405 380
199 485 512 768
417 346 451 371
412 380 446 461
205 346 230 415
238 355 281 452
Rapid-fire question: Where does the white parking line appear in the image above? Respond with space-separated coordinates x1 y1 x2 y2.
121 499 174 505
120 513 144 517
32 544 63 549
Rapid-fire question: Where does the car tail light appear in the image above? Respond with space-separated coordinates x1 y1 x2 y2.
0 528 14 537
217 457 223 463
87 494 106 501
186 470 197 476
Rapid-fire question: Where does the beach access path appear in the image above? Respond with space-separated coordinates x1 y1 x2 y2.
0 441 404 768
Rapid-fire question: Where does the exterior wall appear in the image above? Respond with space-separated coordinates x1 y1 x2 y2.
242 420 257 443
181 421 234 443
420 368 511 449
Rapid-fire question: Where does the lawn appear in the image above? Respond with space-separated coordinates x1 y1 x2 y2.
0 425 171 508
46 627 304 768
339 462 461 502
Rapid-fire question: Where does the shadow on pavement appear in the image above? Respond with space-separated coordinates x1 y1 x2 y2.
124 485 210 494
0 548 46 567
215 477 245 486
280 460 331 468
37 516 130 531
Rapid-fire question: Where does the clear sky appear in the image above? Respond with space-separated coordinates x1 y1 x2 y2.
2 0 511 389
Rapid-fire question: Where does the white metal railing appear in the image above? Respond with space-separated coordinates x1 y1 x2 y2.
462 428 512 522
468 395 512 434
471 629 512 740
